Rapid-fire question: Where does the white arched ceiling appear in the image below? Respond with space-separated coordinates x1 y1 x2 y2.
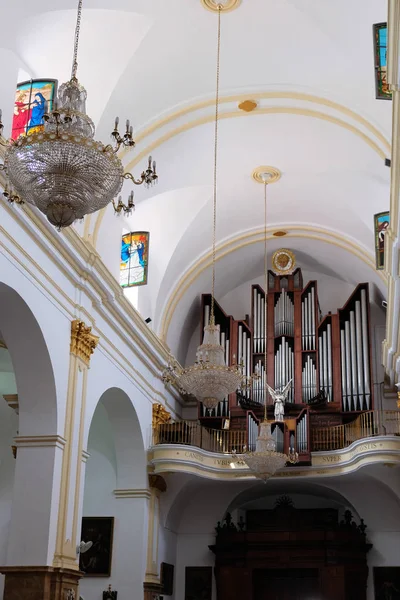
0 0 391 360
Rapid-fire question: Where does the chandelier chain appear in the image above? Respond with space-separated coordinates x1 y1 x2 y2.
71 0 83 80
211 5 222 325
264 181 268 420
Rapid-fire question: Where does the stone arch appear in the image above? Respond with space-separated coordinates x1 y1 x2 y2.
226 480 361 519
85 385 147 493
0 282 57 436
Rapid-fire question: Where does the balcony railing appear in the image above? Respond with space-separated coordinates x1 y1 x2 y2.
311 410 400 451
152 411 400 456
153 421 246 454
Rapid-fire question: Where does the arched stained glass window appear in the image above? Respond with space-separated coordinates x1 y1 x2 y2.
120 231 149 287
373 23 391 100
11 79 57 141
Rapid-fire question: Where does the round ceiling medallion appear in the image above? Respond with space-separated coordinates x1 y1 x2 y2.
252 166 282 185
271 249 296 276
201 0 241 13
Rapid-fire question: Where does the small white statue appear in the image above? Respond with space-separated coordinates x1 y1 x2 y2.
266 380 292 422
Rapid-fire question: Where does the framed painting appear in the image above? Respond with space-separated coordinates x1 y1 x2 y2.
11 79 57 141
120 231 149 287
374 211 390 270
374 567 400 599
161 562 174 596
185 566 212 600
374 23 391 100
79 517 114 577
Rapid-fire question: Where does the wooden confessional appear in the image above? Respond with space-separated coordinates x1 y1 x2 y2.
198 268 374 462
210 500 372 600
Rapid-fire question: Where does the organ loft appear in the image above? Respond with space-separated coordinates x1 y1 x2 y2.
197 250 374 463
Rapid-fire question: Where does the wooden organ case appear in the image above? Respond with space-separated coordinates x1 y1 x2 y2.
198 268 374 463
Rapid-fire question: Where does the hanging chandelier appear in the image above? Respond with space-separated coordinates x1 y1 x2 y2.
162 5 243 410
234 174 298 481
0 0 157 230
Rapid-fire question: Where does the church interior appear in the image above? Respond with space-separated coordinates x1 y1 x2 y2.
0 0 399 599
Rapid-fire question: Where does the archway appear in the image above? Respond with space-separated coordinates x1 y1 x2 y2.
80 387 147 600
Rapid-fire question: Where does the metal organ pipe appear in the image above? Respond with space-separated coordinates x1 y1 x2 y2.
349 310 358 409
361 289 371 409
327 324 332 401
355 300 364 408
340 329 347 411
345 320 352 411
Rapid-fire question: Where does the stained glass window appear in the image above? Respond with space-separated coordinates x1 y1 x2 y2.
374 211 390 270
11 79 57 141
374 23 391 100
120 231 149 287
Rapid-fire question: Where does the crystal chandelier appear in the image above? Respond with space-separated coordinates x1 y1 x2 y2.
162 5 243 411
0 0 157 230
233 176 298 481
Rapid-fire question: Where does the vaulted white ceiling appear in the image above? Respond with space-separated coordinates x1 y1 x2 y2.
0 0 391 360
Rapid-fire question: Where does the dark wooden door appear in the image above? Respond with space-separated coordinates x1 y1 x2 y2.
253 568 320 600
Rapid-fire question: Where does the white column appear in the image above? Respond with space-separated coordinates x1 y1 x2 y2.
6 435 65 565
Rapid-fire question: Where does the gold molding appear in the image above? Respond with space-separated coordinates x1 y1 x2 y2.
152 403 171 429
238 99 257 112
159 225 386 341
70 320 99 366
201 0 241 12
91 91 390 246
252 165 281 184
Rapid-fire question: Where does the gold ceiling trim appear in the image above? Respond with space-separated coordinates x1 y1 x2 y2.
159 226 386 341
91 106 387 247
88 90 390 246
252 165 281 184
201 0 241 12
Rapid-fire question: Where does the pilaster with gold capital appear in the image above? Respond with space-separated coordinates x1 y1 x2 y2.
53 319 99 570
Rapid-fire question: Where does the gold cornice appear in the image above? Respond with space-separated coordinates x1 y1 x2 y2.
159 225 386 341
70 320 99 366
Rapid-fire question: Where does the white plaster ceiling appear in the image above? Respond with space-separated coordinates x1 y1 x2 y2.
0 0 391 358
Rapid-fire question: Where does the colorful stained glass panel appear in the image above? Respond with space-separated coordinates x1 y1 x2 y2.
374 23 391 100
11 79 57 141
120 231 149 287
374 211 390 270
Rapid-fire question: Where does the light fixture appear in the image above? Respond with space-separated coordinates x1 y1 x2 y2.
233 172 298 481
162 4 243 410
0 0 157 230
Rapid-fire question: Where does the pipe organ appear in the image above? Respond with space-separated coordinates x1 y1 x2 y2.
198 267 374 464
